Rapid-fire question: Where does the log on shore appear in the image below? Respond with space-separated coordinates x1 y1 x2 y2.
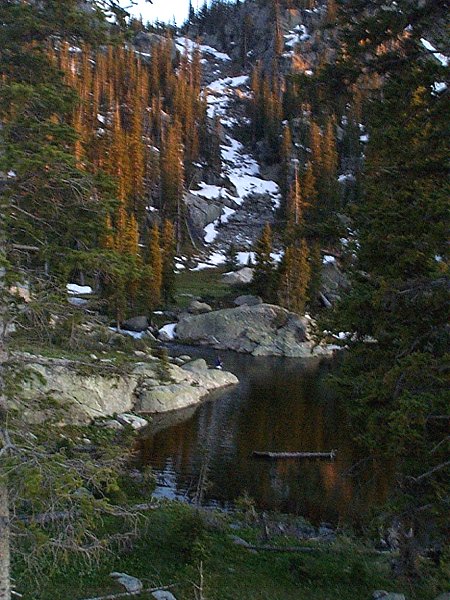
231 536 317 553
252 450 337 460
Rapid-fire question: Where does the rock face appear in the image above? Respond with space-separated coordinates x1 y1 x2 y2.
320 261 350 306
222 267 254 285
18 354 238 423
176 304 334 358
184 192 223 236
133 32 178 61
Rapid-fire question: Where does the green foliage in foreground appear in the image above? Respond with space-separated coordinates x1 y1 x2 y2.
13 502 446 600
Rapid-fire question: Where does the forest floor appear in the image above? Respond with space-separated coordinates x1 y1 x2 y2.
14 500 446 600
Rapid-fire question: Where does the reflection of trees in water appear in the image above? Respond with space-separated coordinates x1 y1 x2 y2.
140 354 392 523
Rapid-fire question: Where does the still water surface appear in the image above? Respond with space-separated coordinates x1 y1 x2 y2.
140 346 389 524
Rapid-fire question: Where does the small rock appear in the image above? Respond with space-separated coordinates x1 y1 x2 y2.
178 354 191 362
234 294 262 306
173 357 185 366
134 350 147 357
90 354 98 360
110 572 143 593
122 315 149 332
188 300 213 314
116 413 149 430
151 591 178 600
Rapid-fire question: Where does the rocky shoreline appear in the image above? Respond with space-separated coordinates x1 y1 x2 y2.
16 352 238 425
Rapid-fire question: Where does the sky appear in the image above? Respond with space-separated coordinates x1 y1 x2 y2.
121 0 199 25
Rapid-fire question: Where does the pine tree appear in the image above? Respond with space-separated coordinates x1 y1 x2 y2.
273 0 284 56
161 219 176 305
225 243 239 271
146 223 163 309
160 119 185 247
253 223 276 300
280 123 293 205
278 240 311 314
326 0 338 25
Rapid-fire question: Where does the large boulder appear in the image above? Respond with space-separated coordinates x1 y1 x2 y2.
122 316 149 332
176 304 334 358
222 267 254 285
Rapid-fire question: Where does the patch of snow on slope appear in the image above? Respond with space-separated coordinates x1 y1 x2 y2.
67 284 93 295
204 221 219 244
420 38 449 67
159 323 177 340
176 37 231 61
192 183 232 201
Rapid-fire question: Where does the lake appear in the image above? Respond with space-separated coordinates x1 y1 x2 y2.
140 345 390 524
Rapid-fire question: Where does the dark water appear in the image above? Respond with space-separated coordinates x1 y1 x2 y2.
140 345 389 524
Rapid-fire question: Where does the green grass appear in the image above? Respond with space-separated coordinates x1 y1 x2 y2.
13 503 445 600
174 267 247 309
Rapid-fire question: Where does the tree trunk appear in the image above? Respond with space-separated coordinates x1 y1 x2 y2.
0 323 11 600
0 479 10 600
0 176 11 599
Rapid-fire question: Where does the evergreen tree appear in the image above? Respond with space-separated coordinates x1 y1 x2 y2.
253 223 276 300
327 36 449 565
280 123 293 209
144 223 163 309
225 243 239 271
160 119 185 246
278 240 311 314
161 219 176 305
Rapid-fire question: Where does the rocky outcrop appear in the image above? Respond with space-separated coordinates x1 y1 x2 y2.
133 32 178 61
17 353 238 424
136 358 238 414
184 192 223 236
176 304 335 358
320 260 351 306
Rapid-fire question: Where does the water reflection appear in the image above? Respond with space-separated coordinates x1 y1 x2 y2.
139 346 389 524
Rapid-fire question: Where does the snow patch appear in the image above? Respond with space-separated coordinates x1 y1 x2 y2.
67 284 93 295
204 221 219 244
323 255 336 264
420 38 449 67
159 323 177 340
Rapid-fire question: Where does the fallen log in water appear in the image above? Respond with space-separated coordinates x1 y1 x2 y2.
252 450 337 460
